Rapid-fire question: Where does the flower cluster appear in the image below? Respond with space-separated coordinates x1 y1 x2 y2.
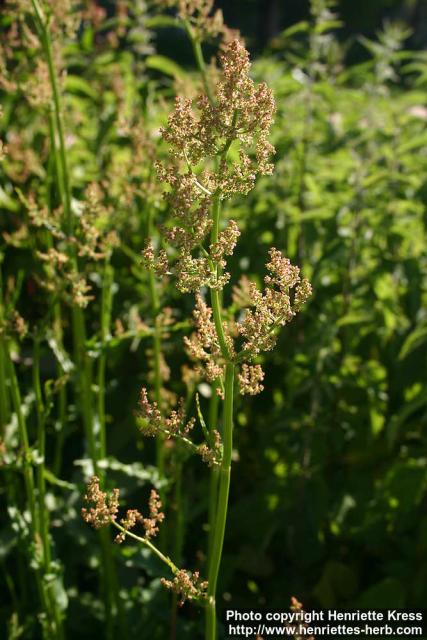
197 428 222 466
155 0 227 41
81 476 165 544
184 294 227 384
114 489 165 544
238 248 312 358
161 569 208 606
183 249 312 396
0 306 28 339
138 386 222 465
81 476 119 529
14 184 118 308
138 388 195 438
142 241 169 277
155 39 276 292
237 363 264 396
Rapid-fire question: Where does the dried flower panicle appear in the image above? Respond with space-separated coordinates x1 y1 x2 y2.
210 219 240 267
142 241 169 276
76 183 119 260
184 294 234 396
161 569 208 605
18 183 118 308
238 248 312 358
155 0 226 41
183 249 311 396
138 388 195 438
238 363 264 396
138 382 223 465
82 477 165 544
156 39 276 292
81 476 119 529
197 428 222 466
0 306 28 339
114 489 165 543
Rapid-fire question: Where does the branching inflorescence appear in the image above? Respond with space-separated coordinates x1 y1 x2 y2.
138 36 312 639
82 476 208 605
82 19 311 640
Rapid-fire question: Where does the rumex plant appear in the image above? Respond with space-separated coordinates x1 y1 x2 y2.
83 35 311 639
2 0 424 637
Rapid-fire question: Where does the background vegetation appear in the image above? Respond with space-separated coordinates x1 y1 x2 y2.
1 0 426 638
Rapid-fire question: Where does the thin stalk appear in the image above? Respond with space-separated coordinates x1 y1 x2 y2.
30 5 122 635
0 268 10 431
33 339 65 639
207 389 220 566
98 260 114 460
205 363 234 640
0 271 27 616
170 462 185 640
5 343 57 639
182 20 214 104
146 209 167 550
210 198 232 361
149 268 164 455
46 112 68 478
33 339 50 566
111 520 179 574
30 0 72 234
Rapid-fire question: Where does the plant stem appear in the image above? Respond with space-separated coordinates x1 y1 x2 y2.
207 389 220 567
210 198 232 360
5 343 58 639
46 113 68 478
98 260 114 460
30 5 122 636
111 520 179 574
146 208 167 551
33 339 50 566
182 20 214 104
205 362 234 640
0 268 10 432
170 459 186 640
33 338 65 639
30 0 72 235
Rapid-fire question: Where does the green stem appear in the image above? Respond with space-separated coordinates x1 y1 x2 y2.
205 363 234 640
98 260 114 460
170 462 185 640
33 339 50 566
30 0 72 235
182 20 214 104
46 112 68 478
146 210 167 549
207 389 220 568
30 5 122 635
111 521 179 574
210 198 231 361
0 268 10 431
33 339 65 639
5 343 57 639
0 339 9 437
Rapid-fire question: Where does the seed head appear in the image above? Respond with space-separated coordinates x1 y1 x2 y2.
161 569 208 605
81 476 119 529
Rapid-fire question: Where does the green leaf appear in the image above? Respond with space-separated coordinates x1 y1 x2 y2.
146 16 180 29
63 75 98 99
399 324 427 360
337 311 374 327
146 55 187 80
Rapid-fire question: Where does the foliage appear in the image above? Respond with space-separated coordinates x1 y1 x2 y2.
0 0 426 638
